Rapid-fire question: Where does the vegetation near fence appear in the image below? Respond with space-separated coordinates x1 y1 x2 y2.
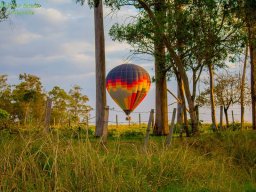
0 126 255 191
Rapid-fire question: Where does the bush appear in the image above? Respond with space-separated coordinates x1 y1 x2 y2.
0 109 9 120
0 109 10 130
120 130 144 138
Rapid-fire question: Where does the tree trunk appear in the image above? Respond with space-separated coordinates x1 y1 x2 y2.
177 84 184 124
179 79 190 137
153 0 168 136
94 0 107 136
224 108 229 127
154 75 168 135
248 24 256 130
208 64 218 131
175 0 184 125
176 72 190 137
241 45 248 129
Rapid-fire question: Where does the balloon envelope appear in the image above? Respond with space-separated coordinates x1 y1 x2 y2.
106 64 151 115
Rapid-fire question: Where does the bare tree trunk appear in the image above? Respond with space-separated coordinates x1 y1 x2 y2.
224 108 229 127
249 24 256 130
180 83 190 137
153 0 168 136
94 0 107 136
175 0 184 125
208 64 218 131
154 74 169 135
241 45 248 129
176 72 190 137
177 84 184 124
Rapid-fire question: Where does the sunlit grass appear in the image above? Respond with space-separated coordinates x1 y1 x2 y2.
0 126 255 191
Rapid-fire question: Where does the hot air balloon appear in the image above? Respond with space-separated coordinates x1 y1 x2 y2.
106 64 151 116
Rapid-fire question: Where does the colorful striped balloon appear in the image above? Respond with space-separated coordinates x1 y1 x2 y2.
106 64 151 116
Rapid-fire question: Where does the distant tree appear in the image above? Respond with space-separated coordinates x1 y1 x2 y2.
49 86 70 127
12 74 45 126
0 108 10 130
197 72 251 127
68 85 92 125
0 75 12 114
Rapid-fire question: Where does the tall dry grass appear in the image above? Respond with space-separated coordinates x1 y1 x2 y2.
0 129 255 192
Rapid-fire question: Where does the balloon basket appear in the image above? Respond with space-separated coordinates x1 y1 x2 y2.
126 116 131 127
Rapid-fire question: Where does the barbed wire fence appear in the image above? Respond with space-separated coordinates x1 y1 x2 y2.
44 101 253 148
85 105 252 127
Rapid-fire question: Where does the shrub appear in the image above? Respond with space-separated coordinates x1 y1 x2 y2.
0 109 9 120
0 109 10 130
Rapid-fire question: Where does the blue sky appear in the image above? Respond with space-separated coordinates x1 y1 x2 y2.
0 0 252 124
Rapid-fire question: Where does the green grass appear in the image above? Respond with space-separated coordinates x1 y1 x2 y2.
0 126 255 191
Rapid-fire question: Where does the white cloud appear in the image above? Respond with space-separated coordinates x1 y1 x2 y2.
105 42 131 53
34 7 68 23
14 32 42 44
50 0 70 4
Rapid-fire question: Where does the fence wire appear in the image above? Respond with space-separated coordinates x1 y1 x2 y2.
86 105 252 126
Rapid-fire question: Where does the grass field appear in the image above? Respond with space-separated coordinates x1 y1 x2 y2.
0 125 256 192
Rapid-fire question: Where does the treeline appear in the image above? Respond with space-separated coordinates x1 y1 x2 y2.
0 74 91 129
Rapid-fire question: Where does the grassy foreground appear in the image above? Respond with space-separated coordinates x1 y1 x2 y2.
0 127 255 192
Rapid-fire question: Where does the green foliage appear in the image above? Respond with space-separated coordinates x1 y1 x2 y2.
0 0 16 21
0 74 92 129
49 86 70 127
0 108 10 130
0 108 9 120
12 73 45 126
68 85 91 124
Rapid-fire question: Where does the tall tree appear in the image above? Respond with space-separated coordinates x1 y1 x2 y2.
153 0 168 135
94 0 107 136
0 75 12 114
244 0 256 130
76 0 107 136
229 0 256 129
241 45 249 129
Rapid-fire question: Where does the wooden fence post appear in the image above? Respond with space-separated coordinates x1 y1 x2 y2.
139 113 141 128
116 114 118 129
165 108 177 147
102 106 109 143
195 105 199 127
44 98 52 132
179 105 184 137
86 115 89 139
232 110 235 129
220 106 223 129
151 110 155 128
53 117 56 127
144 109 154 151
68 115 71 128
